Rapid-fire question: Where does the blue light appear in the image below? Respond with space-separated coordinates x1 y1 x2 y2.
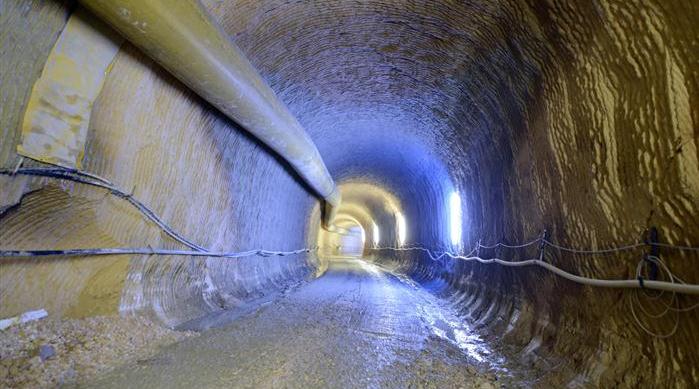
449 191 462 246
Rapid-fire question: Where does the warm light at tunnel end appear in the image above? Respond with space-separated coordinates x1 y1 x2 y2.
449 191 463 247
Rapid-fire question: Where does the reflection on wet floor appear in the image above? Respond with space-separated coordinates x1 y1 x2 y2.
87 258 523 388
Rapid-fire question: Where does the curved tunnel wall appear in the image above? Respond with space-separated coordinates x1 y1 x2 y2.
1 0 698 386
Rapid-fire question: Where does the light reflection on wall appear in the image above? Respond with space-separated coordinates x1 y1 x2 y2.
449 191 462 247
372 222 380 247
395 211 407 246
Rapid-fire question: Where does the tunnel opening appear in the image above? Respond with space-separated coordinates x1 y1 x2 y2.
1 0 699 387
319 216 365 258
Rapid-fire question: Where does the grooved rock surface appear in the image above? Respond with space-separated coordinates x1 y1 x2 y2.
1 0 698 387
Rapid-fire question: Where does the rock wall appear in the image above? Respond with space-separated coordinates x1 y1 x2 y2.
1 0 697 386
1 2 319 327
445 1 699 386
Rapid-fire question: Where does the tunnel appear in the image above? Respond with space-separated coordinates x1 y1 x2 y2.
1 0 698 387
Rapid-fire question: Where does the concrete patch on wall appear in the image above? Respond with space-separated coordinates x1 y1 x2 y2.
17 8 122 169
0 0 71 167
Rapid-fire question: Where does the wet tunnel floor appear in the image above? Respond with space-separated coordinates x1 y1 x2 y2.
86 258 523 388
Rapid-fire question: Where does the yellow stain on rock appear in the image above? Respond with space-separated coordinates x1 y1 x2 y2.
17 8 122 169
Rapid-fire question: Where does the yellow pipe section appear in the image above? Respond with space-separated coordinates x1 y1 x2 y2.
77 0 340 227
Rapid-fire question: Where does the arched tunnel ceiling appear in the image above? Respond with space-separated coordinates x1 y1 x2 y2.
217 0 525 183
1 0 698 386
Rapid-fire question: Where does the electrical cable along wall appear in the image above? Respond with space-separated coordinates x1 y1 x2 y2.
374 240 699 338
4 164 698 344
1 0 698 387
5 167 697 298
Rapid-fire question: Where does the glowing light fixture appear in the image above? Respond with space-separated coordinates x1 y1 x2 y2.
395 212 407 246
372 222 380 247
449 191 462 246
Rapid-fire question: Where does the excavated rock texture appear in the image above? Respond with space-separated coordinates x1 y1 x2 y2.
1 2 319 326
1 0 697 387
213 2 699 382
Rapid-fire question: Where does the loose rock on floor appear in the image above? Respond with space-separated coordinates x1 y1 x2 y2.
0 315 195 387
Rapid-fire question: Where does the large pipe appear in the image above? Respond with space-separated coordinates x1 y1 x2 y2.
77 0 340 228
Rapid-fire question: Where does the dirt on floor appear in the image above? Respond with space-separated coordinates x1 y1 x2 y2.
383 336 499 389
0 315 195 388
85 259 521 388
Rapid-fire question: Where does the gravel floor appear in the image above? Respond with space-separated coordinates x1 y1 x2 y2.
86 258 522 388
0 315 195 388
